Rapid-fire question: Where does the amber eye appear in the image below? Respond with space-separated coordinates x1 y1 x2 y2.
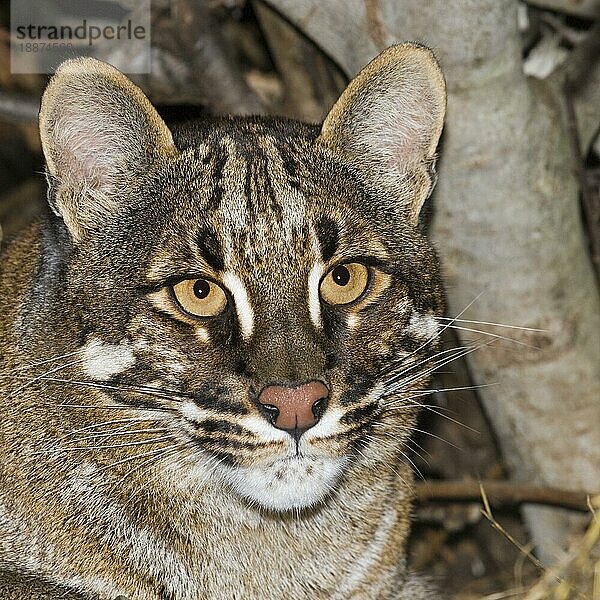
171 278 227 318
320 263 369 305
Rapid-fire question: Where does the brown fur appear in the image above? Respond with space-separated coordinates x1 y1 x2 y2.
0 44 446 599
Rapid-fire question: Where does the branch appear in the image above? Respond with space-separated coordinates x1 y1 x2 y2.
415 480 598 512
524 0 600 19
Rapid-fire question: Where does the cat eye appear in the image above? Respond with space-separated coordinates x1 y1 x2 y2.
171 278 227 318
320 263 369 306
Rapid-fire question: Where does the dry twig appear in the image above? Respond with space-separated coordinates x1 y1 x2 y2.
524 0 600 19
415 479 598 512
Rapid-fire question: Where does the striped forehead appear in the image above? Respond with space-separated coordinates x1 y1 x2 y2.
208 133 310 269
146 131 332 281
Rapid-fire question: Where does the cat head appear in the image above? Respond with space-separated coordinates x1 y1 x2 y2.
36 44 446 511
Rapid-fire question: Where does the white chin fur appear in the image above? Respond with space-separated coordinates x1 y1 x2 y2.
223 456 346 511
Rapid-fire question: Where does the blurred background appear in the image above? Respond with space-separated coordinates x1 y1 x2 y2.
0 1 599 598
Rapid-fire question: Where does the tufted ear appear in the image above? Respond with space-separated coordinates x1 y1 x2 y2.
317 43 446 225
39 58 177 240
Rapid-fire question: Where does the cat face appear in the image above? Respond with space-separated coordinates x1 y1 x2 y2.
35 46 446 510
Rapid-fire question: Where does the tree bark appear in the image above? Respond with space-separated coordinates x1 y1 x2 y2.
261 0 600 559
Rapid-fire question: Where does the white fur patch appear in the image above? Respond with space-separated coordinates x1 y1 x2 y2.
223 455 346 511
347 313 359 330
222 271 254 339
195 326 210 343
133 337 150 351
81 338 135 381
308 261 324 328
180 400 211 424
406 311 439 340
60 462 99 501
240 415 290 443
302 406 344 442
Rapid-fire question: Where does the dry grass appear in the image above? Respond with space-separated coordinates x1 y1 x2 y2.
479 485 600 600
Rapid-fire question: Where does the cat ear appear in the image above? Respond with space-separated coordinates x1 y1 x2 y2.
39 58 177 240
317 43 446 225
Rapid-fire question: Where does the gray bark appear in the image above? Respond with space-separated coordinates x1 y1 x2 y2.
262 0 600 559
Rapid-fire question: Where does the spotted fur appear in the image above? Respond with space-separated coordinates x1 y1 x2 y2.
0 44 446 599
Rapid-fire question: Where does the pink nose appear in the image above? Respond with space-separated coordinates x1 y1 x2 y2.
258 381 329 434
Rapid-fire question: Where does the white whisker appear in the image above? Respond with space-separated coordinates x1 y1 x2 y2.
3 350 82 374
440 324 540 349
386 342 490 394
7 358 86 398
73 428 169 441
60 435 176 451
384 382 497 406
435 316 546 332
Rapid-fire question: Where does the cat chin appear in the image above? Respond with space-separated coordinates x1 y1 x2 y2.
223 455 347 512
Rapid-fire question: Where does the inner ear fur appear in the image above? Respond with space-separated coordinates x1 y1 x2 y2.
39 58 177 239
317 43 447 225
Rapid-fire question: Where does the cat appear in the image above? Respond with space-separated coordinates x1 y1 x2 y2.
0 43 446 599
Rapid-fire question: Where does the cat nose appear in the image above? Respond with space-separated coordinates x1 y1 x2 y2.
258 381 329 436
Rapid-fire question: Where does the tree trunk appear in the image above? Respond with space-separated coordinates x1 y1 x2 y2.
261 0 600 559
